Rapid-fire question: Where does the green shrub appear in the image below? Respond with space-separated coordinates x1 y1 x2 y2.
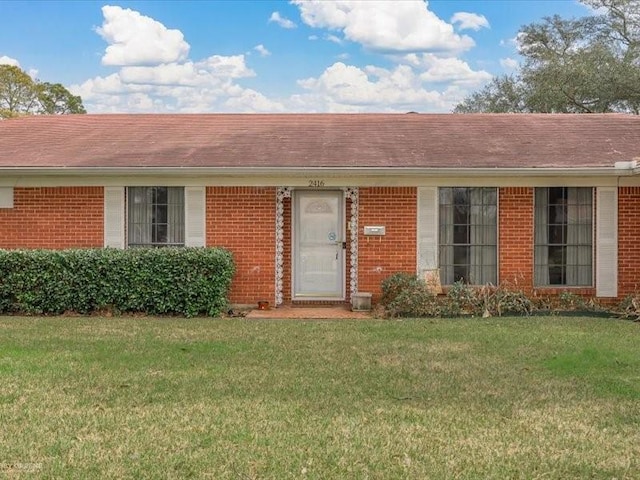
0 248 235 317
487 285 534 316
380 272 421 306
380 273 439 317
389 288 440 318
441 281 481 316
379 274 534 318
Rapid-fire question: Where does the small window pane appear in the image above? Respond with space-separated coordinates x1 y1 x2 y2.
439 188 452 204
483 189 497 205
453 245 469 265
453 225 468 244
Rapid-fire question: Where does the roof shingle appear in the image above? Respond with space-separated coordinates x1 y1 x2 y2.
0 113 638 169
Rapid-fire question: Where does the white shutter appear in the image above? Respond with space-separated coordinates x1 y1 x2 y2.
0 187 13 208
104 187 125 248
596 187 617 297
417 187 439 272
185 186 206 247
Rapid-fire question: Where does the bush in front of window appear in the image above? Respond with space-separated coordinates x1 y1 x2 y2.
380 273 440 318
0 247 235 317
378 274 534 318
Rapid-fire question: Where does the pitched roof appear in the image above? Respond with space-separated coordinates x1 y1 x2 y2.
0 113 638 170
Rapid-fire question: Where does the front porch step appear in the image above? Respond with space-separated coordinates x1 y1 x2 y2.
245 305 371 319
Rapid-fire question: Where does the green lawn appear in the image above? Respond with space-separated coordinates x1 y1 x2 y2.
1 316 639 479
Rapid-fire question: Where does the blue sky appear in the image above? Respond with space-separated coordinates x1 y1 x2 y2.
0 1 591 113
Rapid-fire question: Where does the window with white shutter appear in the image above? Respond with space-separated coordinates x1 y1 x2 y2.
184 186 206 247
104 186 125 248
595 187 617 297
417 187 438 273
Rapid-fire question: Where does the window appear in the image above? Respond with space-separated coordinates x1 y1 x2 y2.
439 187 497 285
127 187 185 247
534 187 592 286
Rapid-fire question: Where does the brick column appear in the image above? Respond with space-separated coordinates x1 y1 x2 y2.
618 187 640 297
499 187 534 290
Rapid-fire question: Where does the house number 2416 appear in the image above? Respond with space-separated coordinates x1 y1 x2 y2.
308 180 325 187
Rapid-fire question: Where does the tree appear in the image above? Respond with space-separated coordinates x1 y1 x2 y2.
0 65 85 119
454 0 640 114
37 82 86 115
0 65 39 118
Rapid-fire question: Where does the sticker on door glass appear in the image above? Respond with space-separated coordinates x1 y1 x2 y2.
328 232 337 242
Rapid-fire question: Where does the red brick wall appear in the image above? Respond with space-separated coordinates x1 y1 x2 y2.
618 187 640 296
0 187 103 249
358 187 417 301
207 187 276 305
3 184 635 306
499 187 534 290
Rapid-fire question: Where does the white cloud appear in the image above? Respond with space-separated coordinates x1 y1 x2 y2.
451 12 489 31
326 34 343 45
0 55 20 67
71 70 276 114
292 51 495 113
97 5 190 66
224 88 285 112
253 44 271 57
72 6 271 113
292 0 474 53
118 56 254 87
404 53 492 86
119 63 197 86
73 4 492 113
500 57 519 70
297 62 446 112
198 55 256 79
70 73 160 113
268 11 297 29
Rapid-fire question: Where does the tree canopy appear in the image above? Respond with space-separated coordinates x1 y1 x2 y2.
0 65 86 119
454 0 640 114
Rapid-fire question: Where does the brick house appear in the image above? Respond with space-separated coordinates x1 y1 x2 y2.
1 113 639 307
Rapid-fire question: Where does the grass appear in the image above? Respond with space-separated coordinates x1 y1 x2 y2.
0 316 639 479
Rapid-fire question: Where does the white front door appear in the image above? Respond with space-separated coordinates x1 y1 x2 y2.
293 190 345 299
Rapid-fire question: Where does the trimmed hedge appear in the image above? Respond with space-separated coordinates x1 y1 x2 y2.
0 248 235 317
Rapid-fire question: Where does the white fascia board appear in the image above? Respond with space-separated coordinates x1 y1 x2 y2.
0 165 635 177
